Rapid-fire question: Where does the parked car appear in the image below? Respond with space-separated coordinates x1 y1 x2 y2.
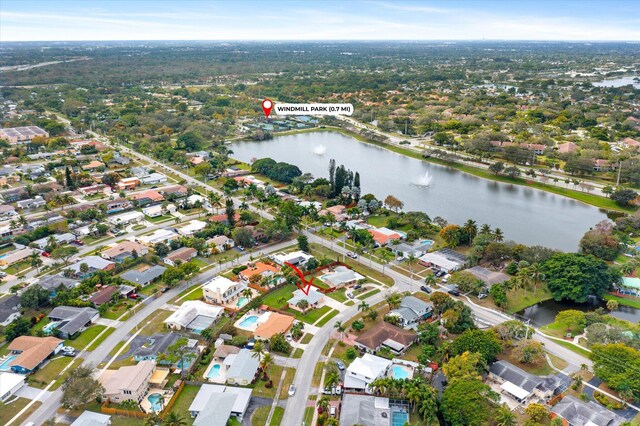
346 292 354 299
288 385 296 396
442 274 451 284
335 360 345 370
128 293 140 299
237 246 245 251
0 271 7 278
447 286 460 296
330 406 337 417
478 293 488 299
396 256 405 262
286 334 293 342
346 251 357 259
41 251 50 257
161 286 170 293
435 270 446 278
353 284 362 290
420 285 432 293
61 348 76 357
73 240 84 246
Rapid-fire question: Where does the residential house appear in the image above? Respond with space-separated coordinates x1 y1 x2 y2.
203 276 246 305
164 247 197 266
392 240 433 259
130 332 180 362
110 153 131 166
551 395 626 426
101 198 132 214
238 261 281 285
621 137 640 150
136 229 179 246
188 384 252 423
318 204 348 222
164 301 224 332
115 177 140 191
556 142 579 154
0 205 18 218
6 336 63 374
71 411 112 426
225 348 260 386
66 256 115 279
177 219 207 236
16 196 46 210
82 160 105 171
368 227 405 247
354 322 417 355
0 247 36 268
254 312 295 340
488 360 563 404
120 264 167 286
88 286 118 306
320 266 364 288
467 266 510 288
78 184 108 196
0 295 21 327
207 235 234 253
101 241 148 262
47 306 99 339
161 185 189 198
38 275 80 294
131 189 164 206
339 394 391 426
142 203 176 218
0 187 26 203
107 210 145 226
593 159 613 172
418 249 467 272
288 288 325 312
32 232 76 250
209 212 241 224
387 296 433 328
140 173 167 185
0 174 21 187
0 372 25 402
271 250 314 267
344 353 392 393
100 360 155 403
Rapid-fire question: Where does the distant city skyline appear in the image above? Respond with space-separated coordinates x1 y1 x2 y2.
1 0 639 42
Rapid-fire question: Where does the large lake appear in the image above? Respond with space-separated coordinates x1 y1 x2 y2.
231 132 608 250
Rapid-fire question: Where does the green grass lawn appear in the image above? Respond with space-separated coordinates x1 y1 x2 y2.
301 334 313 344
146 214 174 223
252 365 294 400
309 244 394 286
29 356 76 389
603 293 640 309
293 348 304 358
357 289 381 300
286 305 332 324
315 309 339 327
5 260 31 275
327 288 348 303
252 405 284 426
311 361 325 387
505 287 553 314
0 398 42 426
190 257 211 269
167 384 199 426
547 337 592 358
261 284 297 308
303 407 314 426
67 325 115 350
139 309 173 336
101 300 137 320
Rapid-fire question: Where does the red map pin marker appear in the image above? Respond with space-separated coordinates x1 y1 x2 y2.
262 98 273 118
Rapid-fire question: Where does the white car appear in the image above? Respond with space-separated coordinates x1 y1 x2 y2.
346 292 354 299
288 385 296 396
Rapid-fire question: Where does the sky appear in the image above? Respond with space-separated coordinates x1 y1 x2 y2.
1 0 639 42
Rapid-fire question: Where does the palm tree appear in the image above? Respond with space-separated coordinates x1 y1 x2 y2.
480 223 491 234
144 414 162 426
379 250 394 275
317 396 330 414
527 263 544 294
406 254 417 280
241 288 252 299
252 341 265 360
358 301 369 312
494 406 516 426
494 227 504 242
385 293 402 310
424 274 436 288
334 321 346 341
260 352 274 377
324 369 340 390
162 412 186 426
462 219 478 245
30 252 43 273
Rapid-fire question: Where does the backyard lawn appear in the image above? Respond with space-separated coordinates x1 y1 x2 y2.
29 356 76 389
252 405 284 426
167 384 199 426
603 293 640 309
0 399 41 426
327 288 348 303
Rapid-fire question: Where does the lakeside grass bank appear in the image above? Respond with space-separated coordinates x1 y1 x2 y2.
269 126 633 213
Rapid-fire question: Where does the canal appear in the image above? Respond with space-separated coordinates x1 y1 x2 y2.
231 131 608 251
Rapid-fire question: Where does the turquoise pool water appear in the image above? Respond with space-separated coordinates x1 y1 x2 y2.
207 363 222 379
420 239 434 246
392 365 410 379
236 297 250 307
0 253 7 259
0 355 17 371
147 393 164 412
42 321 60 335
391 409 409 426
239 315 259 328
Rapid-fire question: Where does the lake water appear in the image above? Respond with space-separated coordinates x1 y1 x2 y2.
592 76 640 89
231 132 608 250
518 298 640 327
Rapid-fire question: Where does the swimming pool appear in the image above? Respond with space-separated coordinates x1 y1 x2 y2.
236 297 250 307
391 365 410 380
42 321 61 335
391 409 409 426
207 363 222 379
239 315 259 328
147 393 164 412
0 355 17 371
0 253 7 259
420 239 434 246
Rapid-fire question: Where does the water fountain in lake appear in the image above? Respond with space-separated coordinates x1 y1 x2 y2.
413 171 433 187
313 145 326 155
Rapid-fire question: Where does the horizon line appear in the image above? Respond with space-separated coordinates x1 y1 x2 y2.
2 39 640 43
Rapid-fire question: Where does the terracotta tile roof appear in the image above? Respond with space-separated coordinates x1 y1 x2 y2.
208 213 241 223
368 229 401 245
7 336 62 371
131 189 164 202
254 312 294 339
239 262 280 280
354 322 417 351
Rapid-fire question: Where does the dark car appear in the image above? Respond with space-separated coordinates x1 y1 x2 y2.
420 285 432 293
447 286 460 296
161 286 170 293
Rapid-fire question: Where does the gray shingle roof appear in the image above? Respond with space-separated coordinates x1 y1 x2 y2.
120 265 166 285
226 349 259 383
48 306 98 336
194 394 236 426
489 360 544 393
552 395 626 426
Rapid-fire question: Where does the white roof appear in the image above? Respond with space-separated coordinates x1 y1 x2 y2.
272 250 313 264
500 381 530 400
138 229 178 244
346 354 392 382
418 252 462 270
188 384 252 415
71 411 111 426
203 276 238 294
108 210 144 224
164 301 223 328
0 372 24 396
178 220 207 234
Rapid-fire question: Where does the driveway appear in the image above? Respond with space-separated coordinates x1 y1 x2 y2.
15 386 53 401
242 396 272 426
